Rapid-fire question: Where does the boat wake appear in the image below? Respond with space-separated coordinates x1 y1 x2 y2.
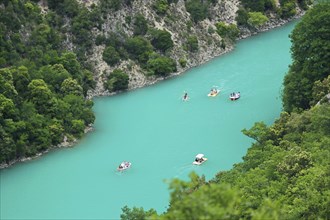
174 163 194 177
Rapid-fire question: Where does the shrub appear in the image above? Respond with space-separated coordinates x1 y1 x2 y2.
106 69 129 92
215 22 240 41
147 54 177 77
153 0 169 15
179 58 187 68
103 46 120 66
150 29 174 52
247 12 269 28
185 0 209 23
185 36 199 52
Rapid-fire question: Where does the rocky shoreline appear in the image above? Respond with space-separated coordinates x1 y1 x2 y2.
87 11 304 99
0 12 304 170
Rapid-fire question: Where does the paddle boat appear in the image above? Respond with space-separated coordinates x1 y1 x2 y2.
229 92 240 101
117 161 131 171
193 154 208 165
182 92 189 101
208 88 220 97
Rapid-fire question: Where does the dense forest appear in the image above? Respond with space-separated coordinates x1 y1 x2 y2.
0 0 310 165
120 3 330 220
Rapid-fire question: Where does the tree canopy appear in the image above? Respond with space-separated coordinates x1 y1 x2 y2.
282 2 330 112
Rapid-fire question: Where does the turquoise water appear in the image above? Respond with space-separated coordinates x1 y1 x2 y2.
1 21 297 220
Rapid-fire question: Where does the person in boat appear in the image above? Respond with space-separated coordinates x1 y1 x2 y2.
183 92 188 100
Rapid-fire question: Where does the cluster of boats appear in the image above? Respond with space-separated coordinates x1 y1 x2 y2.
117 153 207 172
182 88 240 101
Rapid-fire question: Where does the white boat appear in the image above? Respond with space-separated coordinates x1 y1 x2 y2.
229 92 240 101
207 89 220 97
192 154 208 165
117 161 131 171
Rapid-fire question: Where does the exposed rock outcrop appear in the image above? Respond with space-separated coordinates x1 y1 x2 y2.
85 0 305 99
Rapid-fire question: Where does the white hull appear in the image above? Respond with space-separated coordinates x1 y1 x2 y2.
117 162 131 171
192 158 208 165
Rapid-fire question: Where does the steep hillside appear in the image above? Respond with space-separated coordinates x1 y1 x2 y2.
83 0 305 97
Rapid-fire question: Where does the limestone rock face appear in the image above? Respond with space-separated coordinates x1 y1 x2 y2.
82 0 303 98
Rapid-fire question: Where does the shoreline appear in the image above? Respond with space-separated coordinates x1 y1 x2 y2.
91 12 304 98
0 13 304 170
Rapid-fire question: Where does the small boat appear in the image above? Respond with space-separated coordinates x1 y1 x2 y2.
208 89 220 97
117 161 131 171
182 92 189 101
192 154 208 165
229 92 240 101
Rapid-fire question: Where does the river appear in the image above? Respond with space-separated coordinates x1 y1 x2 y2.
0 20 297 220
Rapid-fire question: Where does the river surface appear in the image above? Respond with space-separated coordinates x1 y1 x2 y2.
1 21 298 220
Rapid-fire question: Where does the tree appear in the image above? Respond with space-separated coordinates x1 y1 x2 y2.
0 68 18 99
12 66 31 98
133 14 148 36
69 119 85 137
27 79 53 114
236 7 249 26
215 22 240 42
57 52 82 81
147 54 177 77
282 3 330 112
106 69 129 92
103 46 120 66
40 64 70 93
125 36 153 64
60 78 83 96
0 94 16 120
185 0 209 23
153 0 169 15
120 206 157 220
185 35 199 52
247 12 269 28
150 29 173 52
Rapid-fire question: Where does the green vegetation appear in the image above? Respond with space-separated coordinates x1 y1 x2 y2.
147 53 177 77
282 3 330 112
105 69 129 92
215 22 240 42
120 3 330 219
0 65 95 163
185 35 199 52
126 36 154 65
185 0 209 23
153 0 170 15
149 29 174 52
103 46 121 66
0 1 96 164
179 58 187 68
247 12 269 28
133 14 149 36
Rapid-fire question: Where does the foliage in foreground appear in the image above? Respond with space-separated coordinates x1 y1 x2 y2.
282 2 330 112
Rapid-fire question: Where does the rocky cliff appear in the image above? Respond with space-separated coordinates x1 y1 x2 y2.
74 0 304 98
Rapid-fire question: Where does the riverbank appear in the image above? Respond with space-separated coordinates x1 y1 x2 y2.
0 126 94 169
87 11 305 99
